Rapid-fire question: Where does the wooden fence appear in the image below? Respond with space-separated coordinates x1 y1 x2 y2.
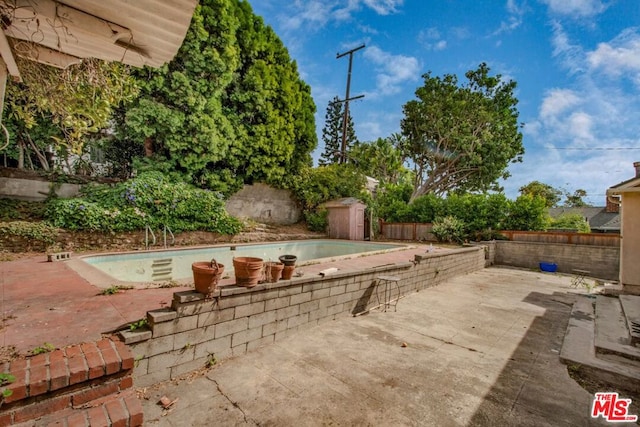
378 221 435 241
378 221 620 247
498 230 620 247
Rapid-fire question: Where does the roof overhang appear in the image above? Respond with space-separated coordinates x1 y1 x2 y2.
0 0 198 81
607 177 640 196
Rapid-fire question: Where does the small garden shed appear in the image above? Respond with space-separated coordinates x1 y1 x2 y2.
324 197 366 241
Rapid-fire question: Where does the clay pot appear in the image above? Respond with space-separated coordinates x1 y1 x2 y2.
233 257 264 288
282 265 296 280
192 259 224 297
265 261 284 283
278 255 297 266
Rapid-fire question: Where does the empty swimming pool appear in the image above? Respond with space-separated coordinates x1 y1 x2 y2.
74 239 406 284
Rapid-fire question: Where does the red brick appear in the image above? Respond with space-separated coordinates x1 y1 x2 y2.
87 406 110 427
30 352 48 367
64 345 83 359
72 381 119 406
119 376 133 390
46 419 66 427
49 350 69 391
97 340 120 375
13 395 71 423
67 355 88 385
124 394 144 427
66 410 88 427
29 360 49 396
4 368 27 403
104 398 127 427
0 411 12 426
113 341 134 371
81 343 105 379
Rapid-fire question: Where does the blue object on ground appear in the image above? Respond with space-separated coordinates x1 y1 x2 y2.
539 262 558 272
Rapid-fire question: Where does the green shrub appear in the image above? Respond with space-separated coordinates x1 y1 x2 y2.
0 198 47 221
550 214 591 233
305 209 328 232
431 216 466 244
45 172 242 234
0 221 58 244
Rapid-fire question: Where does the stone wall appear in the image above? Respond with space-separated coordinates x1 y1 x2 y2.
122 246 485 387
0 177 80 201
493 241 619 281
225 183 301 225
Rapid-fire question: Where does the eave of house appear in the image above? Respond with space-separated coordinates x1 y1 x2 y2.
0 0 198 80
607 177 640 195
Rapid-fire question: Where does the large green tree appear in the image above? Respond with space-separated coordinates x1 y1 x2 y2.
319 96 357 165
349 136 406 184
519 181 562 208
122 0 316 193
400 63 524 201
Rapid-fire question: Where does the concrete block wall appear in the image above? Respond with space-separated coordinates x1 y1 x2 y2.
125 246 485 387
494 241 619 280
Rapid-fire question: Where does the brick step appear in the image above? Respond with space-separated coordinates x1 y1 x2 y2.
10 388 143 427
0 338 142 426
2 338 133 406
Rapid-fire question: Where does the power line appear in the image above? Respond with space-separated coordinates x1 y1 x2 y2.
553 147 640 150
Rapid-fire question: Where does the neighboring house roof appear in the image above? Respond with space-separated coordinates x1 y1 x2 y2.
548 207 620 232
1 0 198 79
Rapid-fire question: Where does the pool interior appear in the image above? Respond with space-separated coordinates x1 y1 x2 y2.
70 239 410 288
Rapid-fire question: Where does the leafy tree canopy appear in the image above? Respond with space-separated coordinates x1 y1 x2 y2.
349 136 408 184
563 189 590 207
5 58 138 156
122 0 316 193
400 63 524 201
519 181 562 208
319 96 357 165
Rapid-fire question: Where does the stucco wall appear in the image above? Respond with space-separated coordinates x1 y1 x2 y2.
0 177 80 201
621 193 640 287
493 240 619 281
225 183 301 225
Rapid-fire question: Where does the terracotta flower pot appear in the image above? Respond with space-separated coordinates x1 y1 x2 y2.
265 261 284 283
233 257 264 288
192 259 224 297
282 265 295 280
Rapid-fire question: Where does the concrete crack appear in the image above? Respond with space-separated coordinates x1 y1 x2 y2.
207 376 258 426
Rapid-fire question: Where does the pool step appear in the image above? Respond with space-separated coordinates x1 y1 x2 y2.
151 258 173 281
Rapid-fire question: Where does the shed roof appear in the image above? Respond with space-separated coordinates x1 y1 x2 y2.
607 176 640 195
322 197 365 208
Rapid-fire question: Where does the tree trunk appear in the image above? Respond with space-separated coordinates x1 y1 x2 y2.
144 137 154 157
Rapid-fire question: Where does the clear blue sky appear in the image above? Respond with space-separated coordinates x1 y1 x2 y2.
249 0 640 205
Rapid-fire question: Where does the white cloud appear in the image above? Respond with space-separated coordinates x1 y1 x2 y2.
362 0 404 15
492 0 527 36
550 21 586 74
418 27 448 51
587 28 640 86
539 89 580 119
280 0 403 30
539 0 608 17
519 26 640 204
363 46 421 95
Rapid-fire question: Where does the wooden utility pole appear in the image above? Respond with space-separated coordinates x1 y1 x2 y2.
336 44 365 163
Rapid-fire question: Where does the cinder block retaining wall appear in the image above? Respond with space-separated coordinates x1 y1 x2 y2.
123 246 485 387
493 241 619 281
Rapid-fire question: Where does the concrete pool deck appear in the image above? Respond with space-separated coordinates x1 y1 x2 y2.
140 267 628 426
0 244 429 355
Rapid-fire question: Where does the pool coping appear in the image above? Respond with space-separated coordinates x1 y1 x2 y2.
67 239 416 290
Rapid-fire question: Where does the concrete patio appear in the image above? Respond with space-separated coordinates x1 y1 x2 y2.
139 267 633 426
